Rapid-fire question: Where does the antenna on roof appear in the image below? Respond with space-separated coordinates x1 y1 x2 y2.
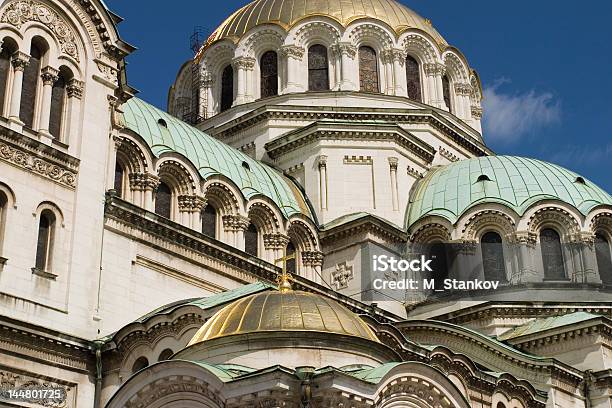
190 26 208 55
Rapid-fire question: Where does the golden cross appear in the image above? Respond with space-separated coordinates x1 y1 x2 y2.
274 252 296 292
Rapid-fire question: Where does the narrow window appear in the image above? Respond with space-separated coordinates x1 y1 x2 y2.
35 210 55 272
430 242 448 290
201 205 217 238
49 69 68 139
541 229 566 279
286 242 297 274
0 46 12 116
595 233 612 285
131 357 149 374
220 64 234 112
260 51 278 98
442 74 452 113
20 43 42 128
245 223 258 256
155 182 172 219
0 192 7 251
114 161 124 197
481 232 507 282
308 45 329 91
359 46 379 93
405 55 422 102
158 349 173 361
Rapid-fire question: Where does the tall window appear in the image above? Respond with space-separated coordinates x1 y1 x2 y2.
20 42 43 128
260 51 278 98
201 205 217 238
405 55 422 102
0 192 7 251
245 223 258 256
49 68 69 140
0 46 12 116
286 242 297 274
35 210 55 272
359 46 379 93
308 44 329 91
595 233 612 285
155 182 172 219
541 229 566 280
481 232 507 282
114 161 125 197
220 64 234 112
442 74 452 113
430 242 448 290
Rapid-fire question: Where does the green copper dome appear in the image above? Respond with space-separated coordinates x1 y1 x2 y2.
407 156 612 228
121 98 311 219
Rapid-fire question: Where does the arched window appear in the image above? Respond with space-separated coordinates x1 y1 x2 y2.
308 44 329 91
49 67 70 140
260 51 278 98
131 357 149 374
442 74 452 113
405 55 422 102
481 232 507 282
541 229 566 280
430 242 448 290
35 210 55 272
201 205 217 238
20 41 44 128
497 404 507 408
286 242 297 274
595 233 612 285
220 64 234 112
245 223 258 256
0 42 15 116
158 349 173 362
114 161 125 197
359 46 379 93
155 182 172 219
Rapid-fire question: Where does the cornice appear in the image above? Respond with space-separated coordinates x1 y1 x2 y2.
320 214 408 245
506 319 612 350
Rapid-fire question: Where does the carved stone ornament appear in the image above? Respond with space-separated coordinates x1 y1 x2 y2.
279 45 305 60
1 1 80 62
331 262 354 290
0 370 71 407
66 79 84 99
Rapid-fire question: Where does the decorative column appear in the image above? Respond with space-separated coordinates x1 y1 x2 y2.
336 42 357 91
302 251 324 283
391 49 406 96
388 157 399 211
471 105 483 133
279 45 305 94
318 155 328 211
263 233 291 264
511 232 537 284
129 173 160 211
424 63 446 109
222 214 250 250
178 195 207 230
38 66 60 142
381 49 395 95
8 51 30 127
201 72 215 119
64 79 84 145
232 57 255 106
454 83 473 121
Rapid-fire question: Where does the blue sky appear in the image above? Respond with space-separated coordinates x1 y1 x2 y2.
105 0 612 192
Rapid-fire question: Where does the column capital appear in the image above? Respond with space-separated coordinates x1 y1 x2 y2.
388 157 399 170
263 233 291 250
129 172 160 191
331 42 357 58
67 79 85 99
232 56 255 71
177 194 207 212
318 155 328 169
41 66 59 85
454 82 473 96
302 250 324 267
423 62 446 76
222 214 250 232
201 72 215 88
279 45 305 60
512 231 537 247
11 51 30 71
471 105 483 120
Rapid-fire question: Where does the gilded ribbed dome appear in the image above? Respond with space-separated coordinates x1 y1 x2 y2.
188 290 380 345
203 0 447 50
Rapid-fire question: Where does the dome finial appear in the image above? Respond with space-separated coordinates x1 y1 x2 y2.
275 251 296 293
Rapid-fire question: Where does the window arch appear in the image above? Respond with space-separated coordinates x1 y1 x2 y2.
442 74 452 113
131 357 149 374
21 39 47 128
308 44 329 91
405 55 422 102
158 349 173 362
0 39 17 117
35 210 56 273
260 51 278 98
114 161 125 197
286 241 297 274
201 205 217 238
595 233 612 285
359 46 379 93
155 182 172 219
49 67 72 140
220 64 234 112
481 232 507 282
541 228 566 280
245 223 258 257
497 404 507 408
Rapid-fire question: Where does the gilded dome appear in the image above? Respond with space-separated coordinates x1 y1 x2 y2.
188 290 380 345
202 0 447 51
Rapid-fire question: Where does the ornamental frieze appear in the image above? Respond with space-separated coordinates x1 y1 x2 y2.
0 369 76 407
0 141 77 188
1 0 80 62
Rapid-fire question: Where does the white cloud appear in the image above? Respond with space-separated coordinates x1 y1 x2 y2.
482 79 561 143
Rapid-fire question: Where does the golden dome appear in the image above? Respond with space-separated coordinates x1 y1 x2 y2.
188 290 380 345
201 0 447 51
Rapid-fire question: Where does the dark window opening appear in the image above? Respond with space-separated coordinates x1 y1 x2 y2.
158 118 168 128
405 55 422 102
114 161 124 197
359 46 379 93
442 75 452 113
260 51 278 98
541 228 566 280
430 242 449 290
220 64 234 112
158 349 173 362
245 223 258 257
35 210 55 272
20 43 42 128
308 45 329 91
477 175 492 182
49 69 68 140
481 232 507 282
131 357 149 374
595 233 612 285
286 242 297 274
155 182 172 219
201 205 217 238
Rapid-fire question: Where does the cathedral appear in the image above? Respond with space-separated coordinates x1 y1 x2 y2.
0 0 611 407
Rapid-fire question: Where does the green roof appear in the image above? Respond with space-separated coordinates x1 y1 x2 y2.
498 312 603 341
341 363 403 383
407 156 612 227
121 98 311 219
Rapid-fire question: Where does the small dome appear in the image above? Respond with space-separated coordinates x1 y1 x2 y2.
407 156 612 227
202 0 447 52
188 290 380 345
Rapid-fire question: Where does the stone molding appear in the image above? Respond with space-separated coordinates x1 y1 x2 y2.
0 368 77 407
66 79 84 99
331 262 354 290
177 194 207 212
438 146 460 162
222 214 250 232
263 232 290 250
461 210 516 241
10 51 30 71
278 45 305 60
